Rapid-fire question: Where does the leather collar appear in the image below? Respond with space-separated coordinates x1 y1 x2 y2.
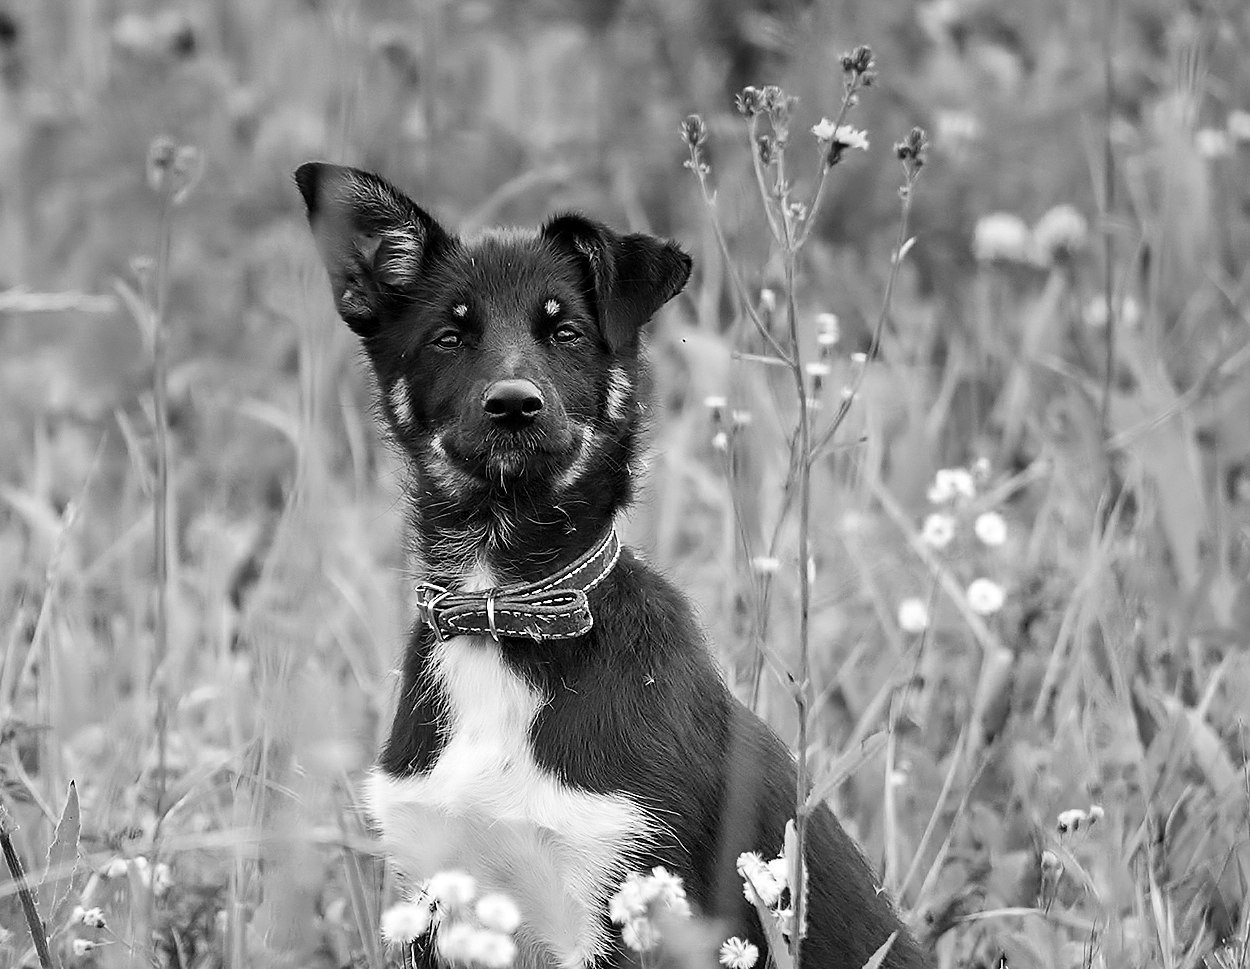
414 530 621 643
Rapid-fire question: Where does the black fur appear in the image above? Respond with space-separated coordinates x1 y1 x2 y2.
295 161 930 969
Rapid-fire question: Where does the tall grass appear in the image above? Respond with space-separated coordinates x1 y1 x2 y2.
0 1 1247 968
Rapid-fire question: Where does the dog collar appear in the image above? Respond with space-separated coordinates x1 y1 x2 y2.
414 530 621 643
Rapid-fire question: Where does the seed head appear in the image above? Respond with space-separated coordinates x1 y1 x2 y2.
894 126 930 169
736 86 764 118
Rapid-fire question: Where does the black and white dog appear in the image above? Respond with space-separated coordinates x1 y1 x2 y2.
295 162 928 969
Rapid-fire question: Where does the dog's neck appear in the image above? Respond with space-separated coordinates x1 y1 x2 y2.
407 471 626 590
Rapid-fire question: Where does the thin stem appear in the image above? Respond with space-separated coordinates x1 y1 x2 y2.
808 164 916 461
748 115 785 244
794 75 863 250
1098 0 1118 443
151 189 174 818
0 805 56 969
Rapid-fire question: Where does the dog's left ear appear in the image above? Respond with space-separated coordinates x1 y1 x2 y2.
294 162 451 337
542 215 692 349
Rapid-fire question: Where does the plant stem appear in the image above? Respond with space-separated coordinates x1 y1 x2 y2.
152 188 174 818
0 805 56 969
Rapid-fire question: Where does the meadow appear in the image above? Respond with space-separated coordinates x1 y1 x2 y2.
0 0 1247 966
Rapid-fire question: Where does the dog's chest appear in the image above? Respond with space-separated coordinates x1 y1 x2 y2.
366 633 651 967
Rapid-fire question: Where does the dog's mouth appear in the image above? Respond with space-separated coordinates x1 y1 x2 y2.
440 424 579 485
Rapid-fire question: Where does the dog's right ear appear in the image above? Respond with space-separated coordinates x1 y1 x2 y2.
294 162 449 336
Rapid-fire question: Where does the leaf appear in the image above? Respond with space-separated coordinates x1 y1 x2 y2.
804 733 887 811
40 780 80 926
859 931 898 969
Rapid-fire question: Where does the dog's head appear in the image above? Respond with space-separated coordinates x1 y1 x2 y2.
295 163 690 504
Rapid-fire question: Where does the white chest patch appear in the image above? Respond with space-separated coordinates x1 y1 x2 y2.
365 630 653 968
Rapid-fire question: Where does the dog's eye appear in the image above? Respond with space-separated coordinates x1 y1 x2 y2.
433 331 463 350
551 324 581 344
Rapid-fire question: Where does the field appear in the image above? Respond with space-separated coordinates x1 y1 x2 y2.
0 0 1248 967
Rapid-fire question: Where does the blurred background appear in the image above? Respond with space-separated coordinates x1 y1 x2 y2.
0 0 1248 966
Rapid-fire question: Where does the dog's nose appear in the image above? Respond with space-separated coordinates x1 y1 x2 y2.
482 379 545 424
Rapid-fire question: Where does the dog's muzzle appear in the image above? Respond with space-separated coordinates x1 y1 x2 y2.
415 530 621 642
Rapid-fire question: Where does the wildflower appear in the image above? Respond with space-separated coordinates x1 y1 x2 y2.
1083 294 1141 329
736 852 783 908
759 289 777 313
720 936 761 968
72 939 98 957
731 410 753 427
894 126 930 168
436 921 478 963
816 124 871 166
896 598 929 634
736 86 764 118
850 351 868 364
751 556 781 574
472 895 522 930
974 511 1008 547
75 906 107 929
973 212 1032 264
816 312 840 346
381 901 434 944
972 457 991 483
1057 808 1088 834
426 870 477 909
102 857 129 879
1087 804 1105 823
1033 204 1087 264
921 513 956 549
153 862 174 896
1040 849 1063 877
680 114 708 149
966 578 1005 615
805 361 831 378
1228 109 1250 143
469 931 518 968
704 395 728 413
131 856 151 886
1196 128 1232 158
610 867 691 954
621 918 659 953
840 45 876 82
927 468 975 503
712 430 730 451
933 110 982 152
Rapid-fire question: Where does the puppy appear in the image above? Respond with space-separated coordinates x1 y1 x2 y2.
295 162 929 969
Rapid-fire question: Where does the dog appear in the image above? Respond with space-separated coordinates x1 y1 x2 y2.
295 162 929 969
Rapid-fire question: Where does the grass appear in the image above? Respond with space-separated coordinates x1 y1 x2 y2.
0 0 1248 967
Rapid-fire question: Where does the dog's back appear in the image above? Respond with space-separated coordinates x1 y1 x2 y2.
296 161 929 969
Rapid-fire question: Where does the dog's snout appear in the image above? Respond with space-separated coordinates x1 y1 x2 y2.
483 379 545 425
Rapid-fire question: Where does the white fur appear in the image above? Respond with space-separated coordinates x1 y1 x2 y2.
389 377 413 427
544 298 561 317
557 425 595 491
365 562 653 967
605 367 632 423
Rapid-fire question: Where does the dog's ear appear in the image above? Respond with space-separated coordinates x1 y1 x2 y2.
541 215 691 350
294 162 450 336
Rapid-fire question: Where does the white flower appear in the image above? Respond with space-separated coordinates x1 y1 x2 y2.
436 921 477 963
973 212 1032 263
759 289 777 313
153 862 174 896
72 939 98 957
1057 808 1088 833
1088 804 1105 823
608 877 648 924
815 312 840 346
927 468 976 503
921 513 956 549
1083 294 1141 329
765 857 790 889
1033 204 1087 263
712 430 730 451
933 109 982 151
466 929 518 968
731 410 753 427
1228 109 1250 143
131 856 151 886
77 906 107 929
621 917 659 953
475 894 521 934
897 597 929 634
966 578 1006 615
974 511 1008 547
425 870 477 909
720 936 761 968
381 902 433 944
704 395 728 411
736 852 782 908
811 118 838 140
751 556 781 574
1196 128 1232 158
805 361 831 378
99 857 126 879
